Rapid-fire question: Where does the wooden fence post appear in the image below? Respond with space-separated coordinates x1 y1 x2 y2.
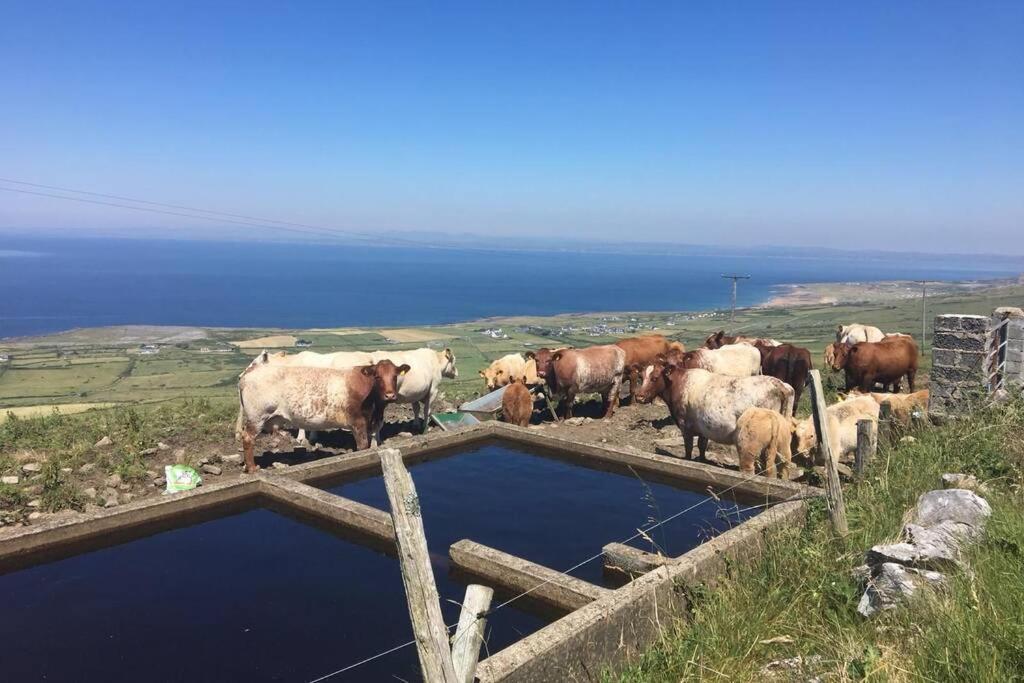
379 448 459 683
878 400 893 444
854 418 876 478
450 584 494 683
807 370 849 536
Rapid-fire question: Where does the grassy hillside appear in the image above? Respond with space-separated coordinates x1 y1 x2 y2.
614 399 1024 682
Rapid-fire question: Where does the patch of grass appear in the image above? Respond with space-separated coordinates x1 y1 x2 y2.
615 400 1024 682
39 456 85 513
0 482 26 509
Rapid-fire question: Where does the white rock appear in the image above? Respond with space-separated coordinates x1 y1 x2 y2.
220 454 242 466
21 462 42 475
28 511 44 521
271 462 288 469
27 498 42 508
105 473 122 488
82 487 97 499
60 467 73 474
941 473 987 494
94 436 113 449
78 463 97 474
157 442 170 451
1 475 19 485
201 464 222 476
900 435 917 444
912 489 991 530
857 562 946 617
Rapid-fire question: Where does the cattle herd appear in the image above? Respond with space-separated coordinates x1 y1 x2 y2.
235 323 926 479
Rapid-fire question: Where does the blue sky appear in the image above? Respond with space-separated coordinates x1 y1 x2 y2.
1 1 1021 252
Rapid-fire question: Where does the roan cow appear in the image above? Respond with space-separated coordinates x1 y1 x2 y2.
635 356 793 461
237 360 408 473
528 345 626 420
704 330 781 349
667 343 762 377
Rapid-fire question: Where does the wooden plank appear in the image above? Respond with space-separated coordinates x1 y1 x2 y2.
450 539 610 613
451 583 494 683
806 370 848 536
602 542 667 579
854 419 876 479
379 448 459 683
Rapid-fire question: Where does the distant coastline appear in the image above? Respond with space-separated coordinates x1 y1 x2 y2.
4 276 1019 346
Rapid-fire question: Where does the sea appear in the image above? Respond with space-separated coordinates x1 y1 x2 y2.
2 235 1023 339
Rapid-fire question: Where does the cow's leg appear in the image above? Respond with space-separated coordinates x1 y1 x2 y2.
296 428 308 443
763 443 776 478
906 370 916 393
778 429 793 480
351 416 370 451
411 401 422 432
683 427 695 459
738 445 755 475
791 385 802 417
242 426 259 473
860 374 874 393
421 391 436 433
562 391 576 420
697 435 709 461
603 379 621 418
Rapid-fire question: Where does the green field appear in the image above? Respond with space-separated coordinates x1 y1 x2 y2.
2 282 1022 413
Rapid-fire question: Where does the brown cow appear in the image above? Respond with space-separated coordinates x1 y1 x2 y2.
736 407 796 478
704 330 780 349
756 342 812 415
528 345 625 420
237 360 408 473
833 336 918 393
501 376 533 427
615 334 685 399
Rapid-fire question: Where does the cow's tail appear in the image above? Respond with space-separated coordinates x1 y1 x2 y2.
235 383 246 441
781 382 795 418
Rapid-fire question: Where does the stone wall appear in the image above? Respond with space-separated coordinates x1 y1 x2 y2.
930 314 990 415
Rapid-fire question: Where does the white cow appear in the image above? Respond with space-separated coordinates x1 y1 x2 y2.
836 324 885 346
367 347 458 434
675 343 762 377
479 353 541 391
793 395 879 463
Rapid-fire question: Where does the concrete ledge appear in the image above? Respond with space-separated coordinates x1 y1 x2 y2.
281 423 492 485
258 477 395 544
476 500 808 682
0 477 260 571
450 539 611 613
488 422 817 504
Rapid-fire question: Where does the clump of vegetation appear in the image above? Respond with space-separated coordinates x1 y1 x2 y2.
39 456 85 513
615 400 1024 682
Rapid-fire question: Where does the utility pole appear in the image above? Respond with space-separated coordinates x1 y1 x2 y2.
914 280 932 350
721 274 751 322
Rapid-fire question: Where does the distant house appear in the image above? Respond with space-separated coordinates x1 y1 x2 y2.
0 354 9 363
294 338 314 348
139 344 160 355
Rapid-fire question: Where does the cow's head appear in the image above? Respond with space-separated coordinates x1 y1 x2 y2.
479 363 508 391
830 343 851 370
527 348 561 382
362 360 410 402
704 331 726 349
635 354 676 403
440 348 458 379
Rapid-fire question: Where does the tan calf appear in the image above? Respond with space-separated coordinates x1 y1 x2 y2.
736 407 795 478
501 376 534 427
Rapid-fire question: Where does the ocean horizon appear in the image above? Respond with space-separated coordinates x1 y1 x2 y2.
3 235 1023 340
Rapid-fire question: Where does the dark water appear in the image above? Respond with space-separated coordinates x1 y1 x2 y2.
329 443 759 586
2 235 1022 338
0 444 754 682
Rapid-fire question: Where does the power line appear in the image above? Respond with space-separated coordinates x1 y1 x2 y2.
0 177 437 249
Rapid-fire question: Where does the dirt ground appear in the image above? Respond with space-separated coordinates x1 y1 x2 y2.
0 393 785 534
